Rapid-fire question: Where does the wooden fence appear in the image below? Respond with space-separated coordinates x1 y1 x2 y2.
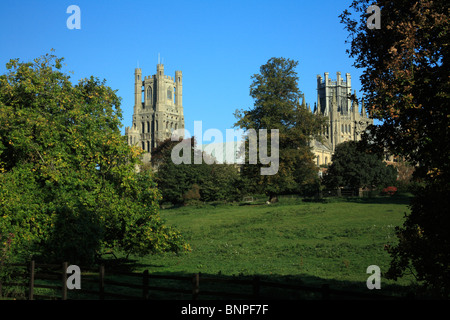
0 261 403 300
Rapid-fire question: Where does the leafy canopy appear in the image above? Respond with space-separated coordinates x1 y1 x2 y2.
323 141 397 190
234 57 325 199
151 138 242 205
340 0 450 297
0 52 189 265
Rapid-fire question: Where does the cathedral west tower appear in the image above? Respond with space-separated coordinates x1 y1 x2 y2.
125 63 184 163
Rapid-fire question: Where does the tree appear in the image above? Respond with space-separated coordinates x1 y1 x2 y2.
152 138 241 205
340 0 449 296
0 52 189 265
151 138 200 205
323 141 397 190
234 57 325 201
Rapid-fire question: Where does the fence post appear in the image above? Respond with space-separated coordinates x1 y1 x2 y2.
28 260 35 300
321 284 330 300
252 276 260 299
99 265 105 300
192 273 199 300
62 262 68 300
142 270 149 300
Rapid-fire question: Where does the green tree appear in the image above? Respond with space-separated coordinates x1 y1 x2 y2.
323 141 397 190
234 57 325 201
340 0 449 296
0 52 189 265
152 137 241 204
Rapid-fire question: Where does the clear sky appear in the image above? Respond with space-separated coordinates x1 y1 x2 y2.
0 0 366 140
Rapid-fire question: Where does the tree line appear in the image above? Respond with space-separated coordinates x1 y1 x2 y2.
151 57 399 206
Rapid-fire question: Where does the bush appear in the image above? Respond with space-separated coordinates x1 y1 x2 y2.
183 184 201 205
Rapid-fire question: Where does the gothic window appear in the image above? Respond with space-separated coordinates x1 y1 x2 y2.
147 87 152 101
141 141 145 150
147 121 150 133
147 141 150 152
167 88 172 100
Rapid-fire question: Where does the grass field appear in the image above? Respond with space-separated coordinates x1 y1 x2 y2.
126 194 418 298
1 194 420 300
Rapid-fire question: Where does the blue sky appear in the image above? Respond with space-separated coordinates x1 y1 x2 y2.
0 0 365 139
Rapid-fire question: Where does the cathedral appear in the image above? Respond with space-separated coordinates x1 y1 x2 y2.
311 72 373 167
125 65 371 167
125 63 185 163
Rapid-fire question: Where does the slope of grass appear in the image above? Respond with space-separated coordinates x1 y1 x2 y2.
129 194 416 296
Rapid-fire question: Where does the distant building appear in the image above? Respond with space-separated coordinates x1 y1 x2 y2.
311 72 373 168
125 64 184 163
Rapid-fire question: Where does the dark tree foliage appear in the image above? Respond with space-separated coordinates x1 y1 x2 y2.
340 0 449 297
152 138 242 205
323 141 397 190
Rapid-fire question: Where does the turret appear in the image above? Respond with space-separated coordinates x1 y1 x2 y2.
155 64 165 111
361 99 367 118
331 90 340 149
352 90 358 116
345 73 351 88
175 70 182 110
156 63 164 78
345 73 352 114
301 93 306 108
134 68 142 113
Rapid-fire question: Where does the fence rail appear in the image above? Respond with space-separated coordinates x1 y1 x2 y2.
0 261 402 300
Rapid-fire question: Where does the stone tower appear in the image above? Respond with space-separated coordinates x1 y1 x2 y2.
125 63 184 163
311 72 372 166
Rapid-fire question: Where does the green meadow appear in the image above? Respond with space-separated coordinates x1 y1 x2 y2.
130 194 418 297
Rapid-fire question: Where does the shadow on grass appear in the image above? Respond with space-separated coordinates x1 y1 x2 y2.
86 269 421 300
95 256 169 272
73 258 422 300
2 258 428 300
